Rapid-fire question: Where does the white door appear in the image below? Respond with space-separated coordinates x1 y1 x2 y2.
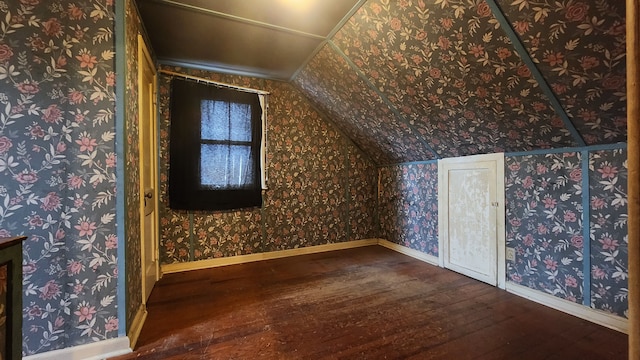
138 35 159 303
438 153 506 288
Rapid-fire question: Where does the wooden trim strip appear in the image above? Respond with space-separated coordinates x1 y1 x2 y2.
128 304 148 349
161 239 380 274
158 69 270 95
627 0 640 357
378 240 439 266
581 150 591 307
506 282 628 334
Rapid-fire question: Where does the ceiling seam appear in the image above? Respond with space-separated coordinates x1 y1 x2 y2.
157 58 289 81
486 0 587 147
327 41 441 160
326 0 369 40
289 0 368 83
289 40 328 82
145 0 325 40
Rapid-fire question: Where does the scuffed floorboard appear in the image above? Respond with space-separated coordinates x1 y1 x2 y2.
110 246 627 359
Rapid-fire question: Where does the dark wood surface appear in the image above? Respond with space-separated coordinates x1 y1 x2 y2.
112 246 628 359
0 236 26 251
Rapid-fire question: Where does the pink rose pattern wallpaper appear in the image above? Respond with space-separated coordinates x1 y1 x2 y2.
192 210 262 259
294 44 437 164
589 149 627 317
262 80 349 251
0 0 629 356
505 153 585 304
349 147 379 240
0 0 119 355
330 0 577 158
378 163 439 256
292 0 626 161
506 150 629 317
499 0 627 145
158 67 378 263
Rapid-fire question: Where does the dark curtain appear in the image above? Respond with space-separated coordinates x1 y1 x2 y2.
169 78 262 210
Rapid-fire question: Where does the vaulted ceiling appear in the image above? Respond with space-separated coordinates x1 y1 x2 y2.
136 0 627 165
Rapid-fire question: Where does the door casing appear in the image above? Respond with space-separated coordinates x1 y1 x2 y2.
438 153 506 289
138 34 159 303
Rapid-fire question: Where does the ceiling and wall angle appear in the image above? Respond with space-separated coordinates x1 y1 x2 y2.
136 0 627 164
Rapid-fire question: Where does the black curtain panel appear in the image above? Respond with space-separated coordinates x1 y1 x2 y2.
169 78 262 211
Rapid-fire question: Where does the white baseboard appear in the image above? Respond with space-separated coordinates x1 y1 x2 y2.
506 282 628 334
23 337 131 360
128 303 147 349
378 239 439 266
161 239 379 274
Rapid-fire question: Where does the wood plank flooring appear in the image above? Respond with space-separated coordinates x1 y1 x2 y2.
111 246 628 359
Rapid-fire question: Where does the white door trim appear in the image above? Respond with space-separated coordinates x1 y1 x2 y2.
138 34 159 304
438 153 506 289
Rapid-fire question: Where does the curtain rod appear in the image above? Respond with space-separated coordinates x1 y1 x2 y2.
159 69 270 95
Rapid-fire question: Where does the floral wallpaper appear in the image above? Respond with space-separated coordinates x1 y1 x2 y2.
158 67 378 264
498 0 627 145
331 0 577 159
124 0 143 332
505 153 584 303
589 149 627 317
0 0 119 355
378 163 439 256
294 44 437 164
262 80 350 251
349 146 379 240
192 210 262 259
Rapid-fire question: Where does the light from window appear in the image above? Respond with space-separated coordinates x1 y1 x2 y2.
199 100 255 189
169 77 264 211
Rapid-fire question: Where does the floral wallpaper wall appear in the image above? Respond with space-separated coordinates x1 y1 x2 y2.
158 66 378 264
505 153 585 303
329 0 577 159
290 0 627 162
498 0 627 145
378 163 439 256
505 149 628 318
262 80 349 252
0 0 119 355
124 0 143 331
293 44 437 164
589 149 627 317
349 146 379 240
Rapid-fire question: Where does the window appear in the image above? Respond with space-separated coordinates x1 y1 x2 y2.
169 78 264 210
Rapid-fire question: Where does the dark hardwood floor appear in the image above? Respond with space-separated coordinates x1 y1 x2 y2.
111 246 628 359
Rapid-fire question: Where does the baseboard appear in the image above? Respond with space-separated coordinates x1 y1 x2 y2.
506 282 628 334
161 239 380 274
377 239 439 266
23 337 131 360
128 303 147 349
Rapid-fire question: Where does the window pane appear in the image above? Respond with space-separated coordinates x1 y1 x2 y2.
229 103 252 142
201 100 229 141
200 144 254 189
201 100 252 142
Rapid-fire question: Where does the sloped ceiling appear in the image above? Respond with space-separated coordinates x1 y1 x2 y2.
137 0 627 164
294 0 626 163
